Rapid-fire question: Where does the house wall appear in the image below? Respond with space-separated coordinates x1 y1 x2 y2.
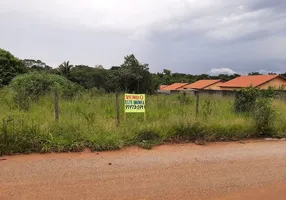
204 82 223 90
219 87 242 91
258 77 285 90
161 89 286 100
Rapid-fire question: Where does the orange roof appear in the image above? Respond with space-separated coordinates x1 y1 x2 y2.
162 83 189 91
159 85 168 90
219 75 285 88
184 79 222 89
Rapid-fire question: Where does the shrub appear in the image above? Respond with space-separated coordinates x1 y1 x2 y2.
234 87 278 113
10 72 83 109
234 87 258 113
253 98 276 137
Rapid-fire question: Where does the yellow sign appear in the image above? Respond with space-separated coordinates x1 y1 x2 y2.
124 94 146 113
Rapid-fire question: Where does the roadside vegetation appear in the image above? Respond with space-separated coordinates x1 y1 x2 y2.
1 48 286 155
1 86 286 155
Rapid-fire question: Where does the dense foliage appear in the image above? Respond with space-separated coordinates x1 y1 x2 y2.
2 48 285 94
234 87 277 137
155 70 241 85
234 87 277 113
0 49 28 86
10 72 83 110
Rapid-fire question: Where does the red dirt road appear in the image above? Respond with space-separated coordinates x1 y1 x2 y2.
1 141 286 200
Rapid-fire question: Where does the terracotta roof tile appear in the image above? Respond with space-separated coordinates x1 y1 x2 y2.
162 83 189 91
219 75 284 88
184 80 222 89
159 85 168 90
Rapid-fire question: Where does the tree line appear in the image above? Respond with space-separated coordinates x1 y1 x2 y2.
1 48 285 93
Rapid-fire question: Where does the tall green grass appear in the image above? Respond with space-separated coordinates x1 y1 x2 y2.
0 89 285 155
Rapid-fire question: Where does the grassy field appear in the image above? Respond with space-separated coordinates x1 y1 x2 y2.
0 88 286 155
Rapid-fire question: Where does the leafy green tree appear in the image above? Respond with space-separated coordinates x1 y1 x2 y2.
248 72 262 75
21 59 52 72
95 65 104 69
119 54 154 93
0 48 28 86
110 66 120 70
58 61 73 77
68 65 107 89
153 70 241 86
103 69 122 92
163 69 171 76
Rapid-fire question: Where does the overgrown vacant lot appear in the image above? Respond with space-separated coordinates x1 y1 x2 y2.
1 89 286 155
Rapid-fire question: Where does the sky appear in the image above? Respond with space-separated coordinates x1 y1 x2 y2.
0 0 286 75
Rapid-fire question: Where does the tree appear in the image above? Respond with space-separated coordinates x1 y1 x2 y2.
58 61 73 77
110 66 120 70
119 54 154 93
0 48 28 86
153 70 241 86
163 69 171 76
68 65 107 89
268 72 277 75
95 65 104 69
248 72 262 75
21 59 52 72
103 69 122 92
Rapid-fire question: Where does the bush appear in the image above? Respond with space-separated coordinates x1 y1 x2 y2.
10 72 83 109
234 87 258 113
253 98 276 137
234 87 278 113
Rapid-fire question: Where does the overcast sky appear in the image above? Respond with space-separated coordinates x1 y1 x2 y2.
1 0 286 74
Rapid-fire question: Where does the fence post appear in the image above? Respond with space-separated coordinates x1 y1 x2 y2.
54 89 59 122
195 91 200 118
115 92 120 126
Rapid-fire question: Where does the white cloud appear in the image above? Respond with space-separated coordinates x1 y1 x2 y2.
210 68 237 75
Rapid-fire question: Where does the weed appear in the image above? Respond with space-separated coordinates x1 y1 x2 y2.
178 92 191 105
0 88 285 155
135 129 161 150
202 100 212 119
253 98 276 137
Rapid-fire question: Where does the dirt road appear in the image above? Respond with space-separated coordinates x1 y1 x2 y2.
1 141 286 200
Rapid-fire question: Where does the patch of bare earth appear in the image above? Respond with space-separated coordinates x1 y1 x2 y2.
1 141 286 200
